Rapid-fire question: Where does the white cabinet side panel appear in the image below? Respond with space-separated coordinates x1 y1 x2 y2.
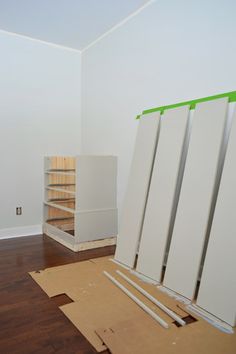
76 156 117 210
77 208 118 243
115 113 160 267
163 98 228 299
136 105 190 281
196 109 236 326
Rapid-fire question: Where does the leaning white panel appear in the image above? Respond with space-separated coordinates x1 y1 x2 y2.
163 98 228 299
196 108 236 327
136 105 190 281
115 113 160 267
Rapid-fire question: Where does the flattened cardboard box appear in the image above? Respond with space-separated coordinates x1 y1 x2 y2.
30 256 236 354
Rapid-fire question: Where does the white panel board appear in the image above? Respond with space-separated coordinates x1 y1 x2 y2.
163 98 228 299
196 108 236 326
115 113 160 267
77 209 118 242
136 105 190 281
76 156 117 210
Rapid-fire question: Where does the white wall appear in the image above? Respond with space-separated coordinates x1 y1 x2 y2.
1 0 236 237
0 31 81 235
81 0 236 221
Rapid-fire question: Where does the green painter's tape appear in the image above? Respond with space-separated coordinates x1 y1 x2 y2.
136 91 236 119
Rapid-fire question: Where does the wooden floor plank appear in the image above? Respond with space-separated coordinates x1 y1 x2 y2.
0 234 114 353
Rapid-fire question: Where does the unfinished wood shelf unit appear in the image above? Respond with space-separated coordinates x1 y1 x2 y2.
44 155 117 251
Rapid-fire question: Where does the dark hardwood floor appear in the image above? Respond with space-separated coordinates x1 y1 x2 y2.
0 234 115 354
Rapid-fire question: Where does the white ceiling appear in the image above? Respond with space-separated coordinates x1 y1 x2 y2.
0 0 150 50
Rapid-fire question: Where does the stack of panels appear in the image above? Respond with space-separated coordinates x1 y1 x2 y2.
115 97 236 326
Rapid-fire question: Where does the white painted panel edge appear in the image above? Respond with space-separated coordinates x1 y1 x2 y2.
197 107 236 326
163 98 228 299
115 113 160 267
136 105 190 281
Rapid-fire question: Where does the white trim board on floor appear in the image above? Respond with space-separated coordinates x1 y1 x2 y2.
163 97 229 300
115 112 160 267
0 224 42 239
136 105 190 282
196 107 236 327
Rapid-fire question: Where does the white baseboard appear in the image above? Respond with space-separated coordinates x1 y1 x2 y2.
0 224 42 240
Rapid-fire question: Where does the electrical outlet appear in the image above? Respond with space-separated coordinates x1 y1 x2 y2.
16 207 22 215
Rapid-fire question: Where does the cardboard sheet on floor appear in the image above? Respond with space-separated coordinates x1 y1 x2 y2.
96 318 235 354
30 256 236 354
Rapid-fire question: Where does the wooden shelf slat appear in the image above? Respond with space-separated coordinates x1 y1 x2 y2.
48 169 75 172
48 198 75 203
44 201 75 214
47 216 74 222
46 186 75 195
48 184 75 187
45 170 75 176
